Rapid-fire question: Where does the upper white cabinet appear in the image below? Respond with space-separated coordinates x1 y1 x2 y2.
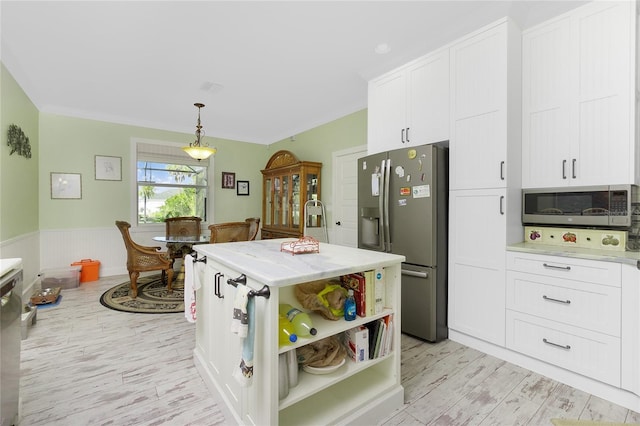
522 1 638 188
449 18 522 191
367 48 449 154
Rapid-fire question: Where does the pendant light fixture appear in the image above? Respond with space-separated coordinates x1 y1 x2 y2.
183 102 216 161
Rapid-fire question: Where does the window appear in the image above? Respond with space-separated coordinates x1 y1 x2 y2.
136 142 209 224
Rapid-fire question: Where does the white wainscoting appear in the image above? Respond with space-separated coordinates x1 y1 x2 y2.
0 231 40 298
39 225 168 278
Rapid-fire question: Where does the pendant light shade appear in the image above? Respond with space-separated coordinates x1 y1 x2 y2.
183 103 216 161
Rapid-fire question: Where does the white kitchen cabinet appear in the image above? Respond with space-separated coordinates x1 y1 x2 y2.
506 252 622 386
522 1 637 188
367 48 449 155
197 261 246 415
449 18 521 191
448 189 512 346
193 240 404 426
447 18 522 348
621 263 640 395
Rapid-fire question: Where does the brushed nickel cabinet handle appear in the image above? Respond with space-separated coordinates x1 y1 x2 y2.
543 263 571 271
500 161 505 180
543 295 571 304
562 159 567 179
543 338 571 350
572 158 577 179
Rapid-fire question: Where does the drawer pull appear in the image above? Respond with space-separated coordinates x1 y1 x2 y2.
543 338 571 350
542 295 571 305
542 263 571 271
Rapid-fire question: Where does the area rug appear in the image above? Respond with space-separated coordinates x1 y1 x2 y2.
551 419 634 426
99 274 184 314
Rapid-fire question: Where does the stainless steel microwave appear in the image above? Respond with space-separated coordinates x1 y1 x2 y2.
522 185 640 228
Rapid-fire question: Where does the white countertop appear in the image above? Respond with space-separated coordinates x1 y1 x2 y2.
0 258 22 279
194 239 405 286
508 242 640 269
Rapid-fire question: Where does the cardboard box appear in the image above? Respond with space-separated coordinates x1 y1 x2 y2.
344 326 369 363
40 266 81 289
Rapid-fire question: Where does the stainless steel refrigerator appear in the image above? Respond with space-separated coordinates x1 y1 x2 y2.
358 143 448 342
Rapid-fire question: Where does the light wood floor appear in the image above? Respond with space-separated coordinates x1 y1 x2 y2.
19 274 640 425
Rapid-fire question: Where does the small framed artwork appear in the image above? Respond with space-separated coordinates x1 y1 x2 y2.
237 180 250 196
222 172 235 189
51 172 82 199
95 155 122 181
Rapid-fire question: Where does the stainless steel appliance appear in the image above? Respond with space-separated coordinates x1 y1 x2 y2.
358 144 448 342
522 185 639 228
1 258 22 426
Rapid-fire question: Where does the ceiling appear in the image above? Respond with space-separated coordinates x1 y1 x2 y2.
1 1 588 145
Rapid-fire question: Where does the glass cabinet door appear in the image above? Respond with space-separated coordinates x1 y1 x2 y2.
292 174 300 228
274 177 281 226
282 175 289 227
306 173 319 201
265 178 272 226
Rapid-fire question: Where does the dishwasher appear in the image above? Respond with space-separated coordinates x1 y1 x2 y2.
1 259 22 426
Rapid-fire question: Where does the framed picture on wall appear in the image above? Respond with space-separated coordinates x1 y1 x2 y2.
237 180 249 196
95 155 122 181
222 172 235 189
51 172 82 199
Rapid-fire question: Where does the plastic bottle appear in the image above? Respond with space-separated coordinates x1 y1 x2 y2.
344 289 356 321
278 313 298 345
279 304 317 336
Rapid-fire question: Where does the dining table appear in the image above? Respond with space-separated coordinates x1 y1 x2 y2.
152 235 210 261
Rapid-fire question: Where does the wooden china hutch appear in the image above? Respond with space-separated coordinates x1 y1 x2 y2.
261 150 322 239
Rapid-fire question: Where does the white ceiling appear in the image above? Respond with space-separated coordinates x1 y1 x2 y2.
1 1 588 145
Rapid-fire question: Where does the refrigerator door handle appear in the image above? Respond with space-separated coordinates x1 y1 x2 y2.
378 159 387 251
401 269 429 278
383 158 391 252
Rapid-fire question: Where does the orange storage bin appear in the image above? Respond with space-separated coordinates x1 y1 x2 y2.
71 259 101 282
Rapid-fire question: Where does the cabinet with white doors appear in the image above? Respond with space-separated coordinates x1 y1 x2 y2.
521 1 638 188
621 262 640 396
193 240 404 426
447 18 522 347
448 18 522 191
506 251 622 386
367 48 449 155
195 261 246 416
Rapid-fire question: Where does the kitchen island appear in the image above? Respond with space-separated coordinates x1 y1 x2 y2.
193 239 405 425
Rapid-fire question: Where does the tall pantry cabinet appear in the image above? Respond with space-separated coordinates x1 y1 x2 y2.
447 18 522 347
521 1 638 188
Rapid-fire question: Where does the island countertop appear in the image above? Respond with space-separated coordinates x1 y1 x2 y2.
194 239 406 287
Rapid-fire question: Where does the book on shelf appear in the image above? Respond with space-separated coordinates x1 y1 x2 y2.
340 274 366 317
373 319 384 358
383 314 394 356
359 270 376 317
365 319 380 359
374 267 385 314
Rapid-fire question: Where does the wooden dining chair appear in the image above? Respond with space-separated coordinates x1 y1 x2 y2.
245 217 261 240
115 220 174 298
165 216 202 266
208 222 251 243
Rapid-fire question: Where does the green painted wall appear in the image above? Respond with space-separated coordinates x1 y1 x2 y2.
268 109 367 205
1 63 39 240
1 64 366 239
38 113 267 229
